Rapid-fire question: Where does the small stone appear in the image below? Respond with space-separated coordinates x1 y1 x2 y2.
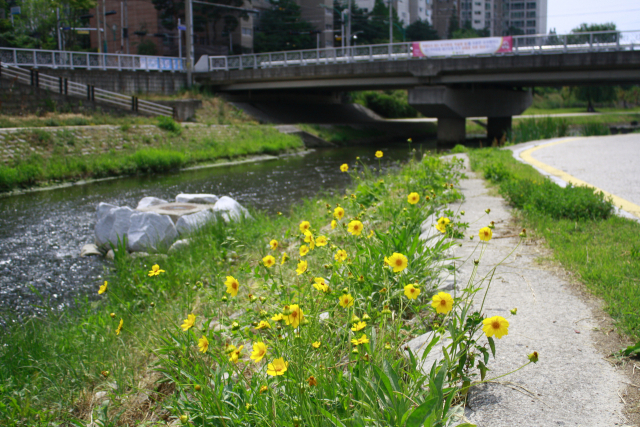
80 243 102 257
176 193 219 204
105 249 115 260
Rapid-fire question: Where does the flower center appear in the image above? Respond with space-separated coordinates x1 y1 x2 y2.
232 283 238 290
492 321 500 329
440 300 446 306
395 259 403 266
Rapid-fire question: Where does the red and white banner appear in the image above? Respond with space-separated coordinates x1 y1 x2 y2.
412 36 512 57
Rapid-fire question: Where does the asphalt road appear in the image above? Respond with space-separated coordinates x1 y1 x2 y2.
510 133 640 219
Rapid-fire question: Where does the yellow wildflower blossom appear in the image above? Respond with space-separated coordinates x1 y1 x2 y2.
299 221 311 234
347 220 364 236
229 345 244 363
479 227 493 242
431 292 453 314
269 239 278 250
339 293 354 308
181 313 196 331
404 284 420 300
340 164 349 172
435 217 450 233
283 304 304 328
407 192 420 205
271 313 284 322
482 316 509 339
250 342 268 363
263 255 276 268
313 277 330 293
335 249 348 262
198 335 209 353
98 281 108 295
299 245 310 257
267 358 288 376
387 253 408 273
331 220 337 230
225 276 240 297
316 235 328 246
351 321 366 332
116 318 123 335
351 333 370 346
334 207 345 220
281 253 289 265
375 151 383 158
148 264 165 277
256 320 271 330
296 260 308 275
312 341 321 349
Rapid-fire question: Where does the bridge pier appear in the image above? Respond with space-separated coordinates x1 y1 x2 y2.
408 86 532 144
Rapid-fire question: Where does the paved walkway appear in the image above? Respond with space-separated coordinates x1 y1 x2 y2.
445 154 630 426
509 134 640 220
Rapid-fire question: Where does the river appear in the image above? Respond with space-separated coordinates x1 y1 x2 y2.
0 143 432 324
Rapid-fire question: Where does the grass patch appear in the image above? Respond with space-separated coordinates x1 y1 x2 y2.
469 148 640 340
0 152 530 426
0 126 303 192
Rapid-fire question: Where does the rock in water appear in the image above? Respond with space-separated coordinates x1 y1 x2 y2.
212 196 251 222
136 197 169 209
175 209 215 235
80 244 102 257
176 193 219 204
127 212 178 252
95 206 134 248
96 202 117 223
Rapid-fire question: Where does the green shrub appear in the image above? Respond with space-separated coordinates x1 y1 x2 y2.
0 166 18 191
450 144 468 154
509 117 569 144
581 122 611 136
483 162 512 182
65 117 89 126
43 118 61 127
352 90 419 118
130 149 185 173
156 116 182 134
501 178 613 220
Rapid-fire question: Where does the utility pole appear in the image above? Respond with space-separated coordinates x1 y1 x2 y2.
346 0 351 48
389 0 392 45
185 0 194 86
96 0 102 53
178 18 182 59
120 2 124 52
102 0 107 53
56 8 62 51
124 0 129 53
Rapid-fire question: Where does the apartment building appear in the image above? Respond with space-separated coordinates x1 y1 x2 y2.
501 0 547 35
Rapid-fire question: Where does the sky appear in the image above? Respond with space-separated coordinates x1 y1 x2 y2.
547 0 640 34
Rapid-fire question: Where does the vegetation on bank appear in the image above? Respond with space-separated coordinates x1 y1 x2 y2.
351 91 421 119
0 151 532 426
468 148 640 341
0 121 303 192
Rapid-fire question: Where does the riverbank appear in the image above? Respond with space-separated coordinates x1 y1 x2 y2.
1 149 509 426
0 122 305 193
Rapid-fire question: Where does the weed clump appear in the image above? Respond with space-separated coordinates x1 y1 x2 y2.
156 116 182 134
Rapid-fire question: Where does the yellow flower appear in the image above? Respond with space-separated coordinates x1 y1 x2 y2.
229 345 244 363
331 220 337 230
347 220 364 236
435 217 450 233
116 318 123 335
351 321 366 332
313 277 330 293
283 304 304 328
250 342 268 363
263 255 276 268
367 229 374 239
375 151 383 158
316 235 328 246
351 333 369 346
312 341 322 348
387 253 408 273
307 375 318 386
528 351 539 363
340 164 349 172
339 293 354 308
334 207 345 220
335 249 348 262
431 292 453 314
181 313 196 331
296 260 308 275
404 284 420 300
98 281 108 295
260 385 269 393
271 313 284 322
256 320 271 330
479 227 493 242
281 253 289 265
148 264 165 277
303 230 315 249
269 239 278 250
225 276 240 297
299 245 310 257
482 316 509 339
407 192 420 205
224 344 237 355
198 335 209 353
299 221 311 233
267 357 289 376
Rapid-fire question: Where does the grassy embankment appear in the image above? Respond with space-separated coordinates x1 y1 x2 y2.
0 151 529 426
466 146 640 342
0 118 304 193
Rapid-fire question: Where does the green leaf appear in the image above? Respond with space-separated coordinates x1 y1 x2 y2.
487 336 496 358
404 396 437 427
621 340 640 357
383 359 402 392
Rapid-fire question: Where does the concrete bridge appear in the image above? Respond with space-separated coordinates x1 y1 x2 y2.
3 30 640 142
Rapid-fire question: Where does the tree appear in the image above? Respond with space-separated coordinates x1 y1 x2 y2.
405 19 438 42
451 20 488 39
573 86 616 112
569 22 617 44
446 7 459 39
253 0 315 52
504 26 524 36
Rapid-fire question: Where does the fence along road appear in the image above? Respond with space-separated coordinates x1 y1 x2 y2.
0 62 173 117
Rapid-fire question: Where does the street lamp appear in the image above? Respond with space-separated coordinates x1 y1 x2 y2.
319 4 347 49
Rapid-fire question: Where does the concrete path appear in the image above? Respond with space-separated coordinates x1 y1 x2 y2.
445 154 631 426
508 134 640 220
388 111 640 123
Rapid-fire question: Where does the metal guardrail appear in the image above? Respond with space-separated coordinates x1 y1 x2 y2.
0 48 185 72
0 62 174 117
207 29 640 71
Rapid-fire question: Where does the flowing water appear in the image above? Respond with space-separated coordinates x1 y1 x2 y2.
0 143 432 324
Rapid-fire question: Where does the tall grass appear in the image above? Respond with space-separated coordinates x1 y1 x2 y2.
508 117 569 144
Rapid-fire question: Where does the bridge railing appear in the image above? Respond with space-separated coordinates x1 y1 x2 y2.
0 48 185 72
0 62 174 117
207 29 640 71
